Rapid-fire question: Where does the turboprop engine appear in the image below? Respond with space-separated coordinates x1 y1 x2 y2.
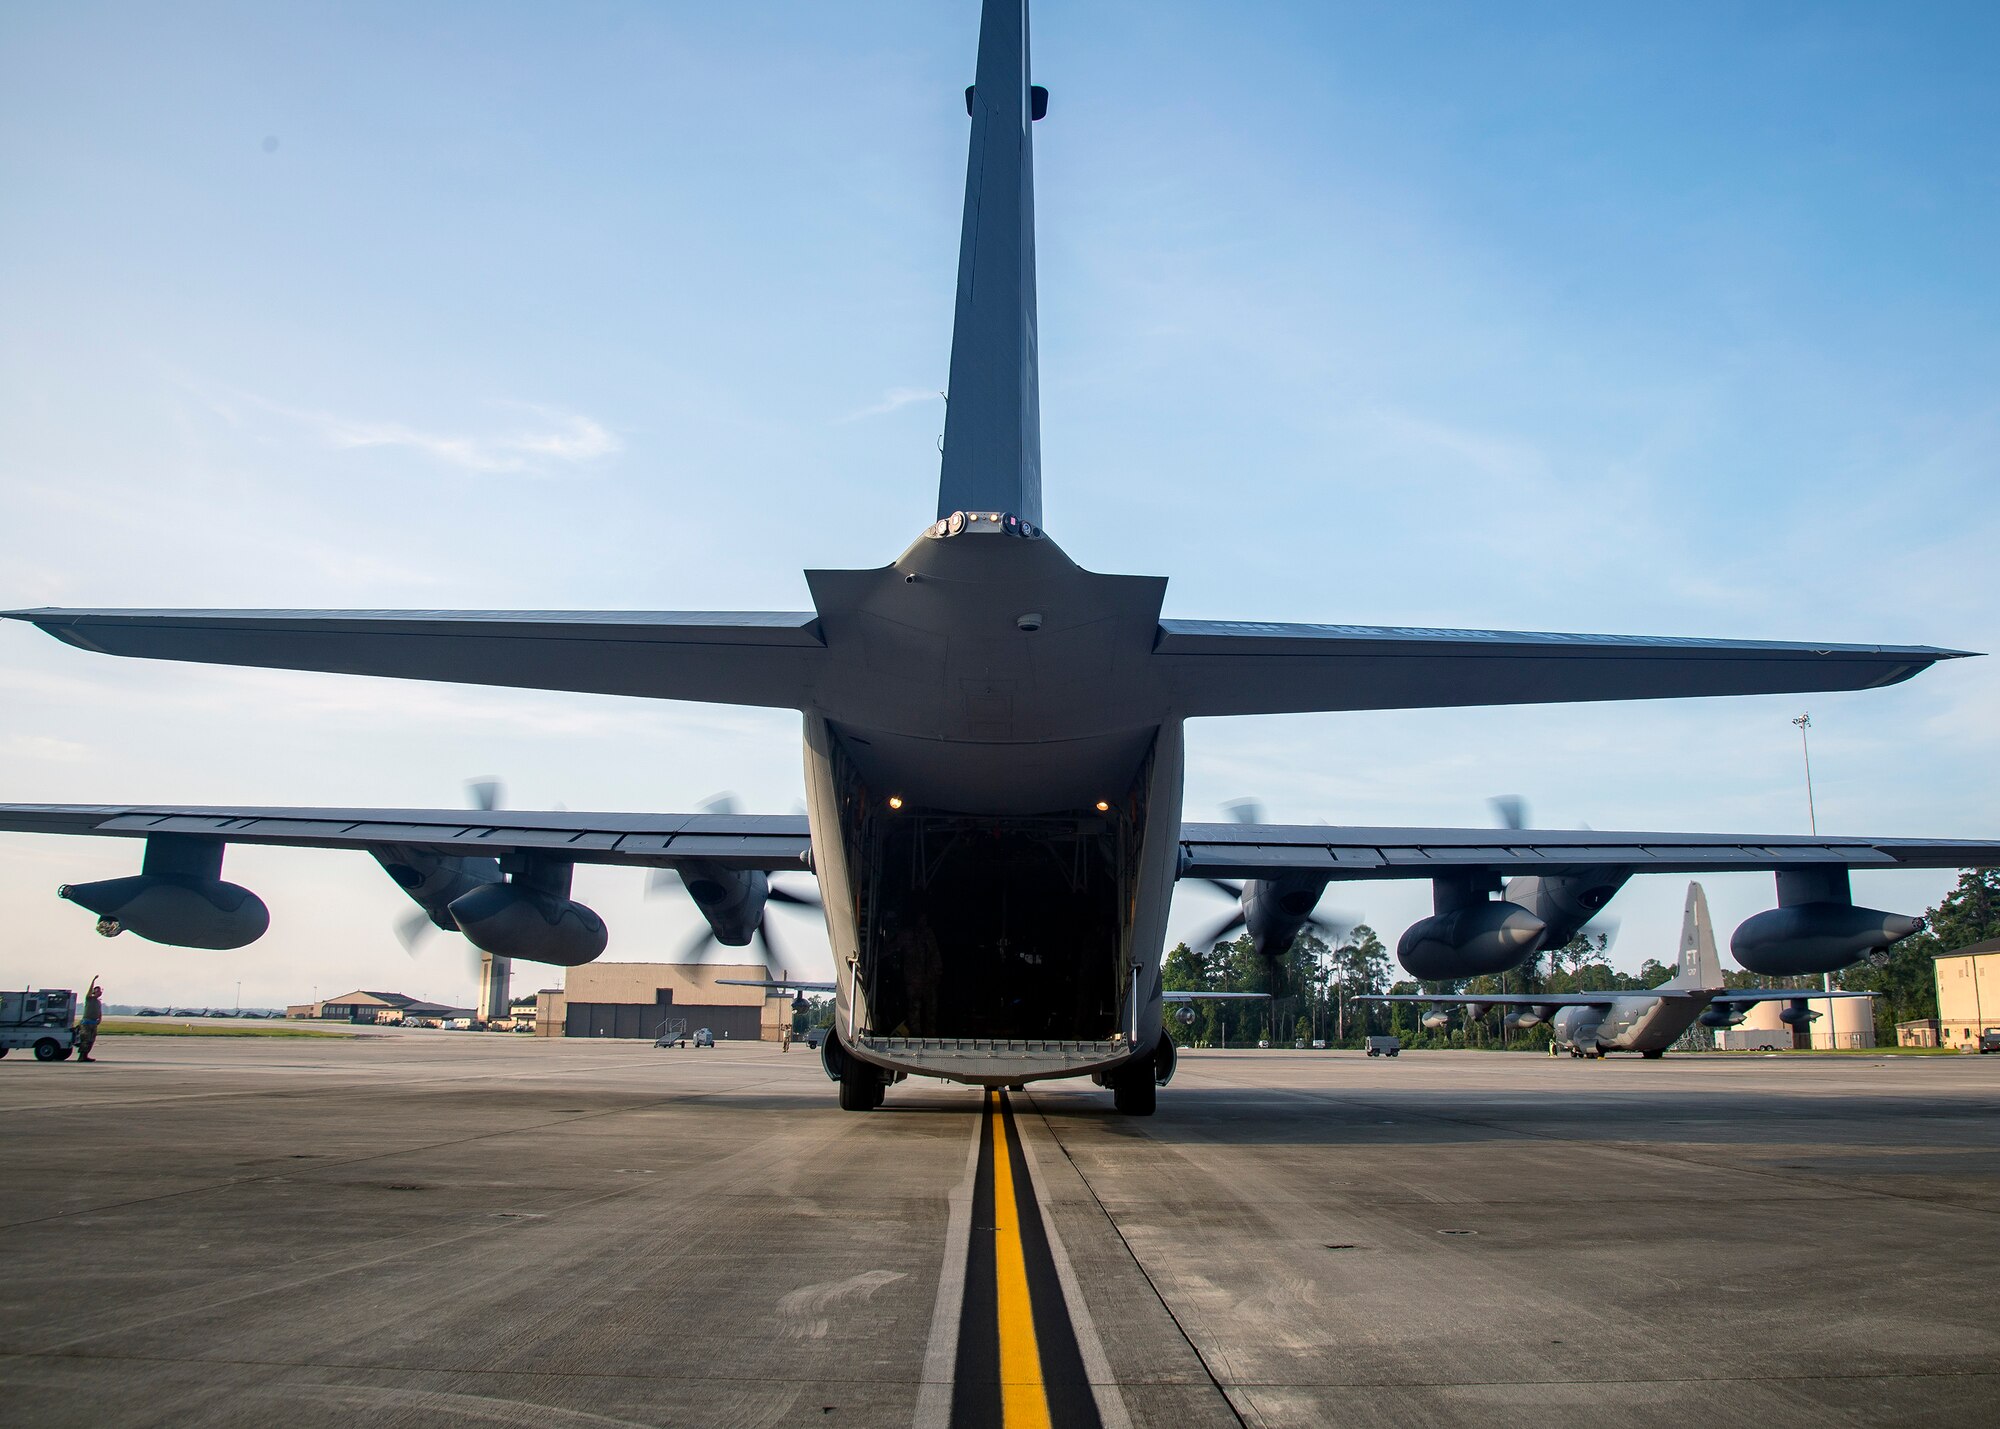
1503 870 1629 949
673 860 771 947
1698 1002 1749 1029
1777 998 1820 1027
1420 1010 1452 1030
373 845 502 938
1730 868 1922 976
1398 874 1547 981
1503 1006 1559 1032
59 834 269 949
447 855 606 967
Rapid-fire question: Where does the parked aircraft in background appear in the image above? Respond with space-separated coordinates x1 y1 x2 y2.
1 0 1993 1112
1360 884 1873 1058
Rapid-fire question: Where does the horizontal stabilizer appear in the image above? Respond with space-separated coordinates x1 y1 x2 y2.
1154 620 1974 718
4 608 824 709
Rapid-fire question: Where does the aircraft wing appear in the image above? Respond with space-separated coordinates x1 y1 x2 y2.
1162 990 1271 1002
1 608 825 709
716 977 839 994
0 804 812 870
1354 993 1656 1008
1155 620 1973 718
1707 989 1874 1004
1178 822 2000 881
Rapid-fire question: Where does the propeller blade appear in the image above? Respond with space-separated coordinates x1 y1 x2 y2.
645 866 682 898
1489 794 1528 831
1200 877 1245 900
767 881 822 909
678 924 720 964
1221 797 1265 826
754 916 787 974
467 777 504 813
1579 912 1621 950
698 792 742 817
1193 909 1247 949
395 907 436 956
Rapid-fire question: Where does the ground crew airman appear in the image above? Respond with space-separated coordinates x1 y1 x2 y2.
76 983 103 1062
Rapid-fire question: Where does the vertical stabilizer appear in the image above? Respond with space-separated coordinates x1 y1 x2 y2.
1658 882 1724 991
938 0 1043 527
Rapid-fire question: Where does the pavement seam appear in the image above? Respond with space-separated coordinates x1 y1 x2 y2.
1024 1091 1251 1429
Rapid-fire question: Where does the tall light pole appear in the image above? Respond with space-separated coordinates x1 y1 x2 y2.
1793 713 1817 835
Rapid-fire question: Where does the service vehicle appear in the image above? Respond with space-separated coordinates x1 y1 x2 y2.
692 1028 715 1048
1978 1028 2000 1054
1 988 79 1061
1365 1036 1401 1058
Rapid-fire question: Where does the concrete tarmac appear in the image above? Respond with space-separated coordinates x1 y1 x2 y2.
2 1034 1996 1427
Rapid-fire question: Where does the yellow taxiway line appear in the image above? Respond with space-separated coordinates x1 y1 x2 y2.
990 1090 1052 1429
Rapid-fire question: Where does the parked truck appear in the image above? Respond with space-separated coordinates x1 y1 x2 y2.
1 989 79 1061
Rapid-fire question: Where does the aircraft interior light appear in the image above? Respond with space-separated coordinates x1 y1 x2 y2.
1095 800 1110 812
887 796 903 810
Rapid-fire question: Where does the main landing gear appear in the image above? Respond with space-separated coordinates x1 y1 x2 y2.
1106 1037 1171 1116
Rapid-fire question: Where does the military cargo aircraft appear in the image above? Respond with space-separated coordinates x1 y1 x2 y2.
1 0 1994 1113
1359 883 1873 1058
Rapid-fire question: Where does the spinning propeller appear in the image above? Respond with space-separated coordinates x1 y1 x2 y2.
645 793 824 974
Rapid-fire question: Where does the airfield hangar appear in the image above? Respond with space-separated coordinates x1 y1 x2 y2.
537 961 789 1043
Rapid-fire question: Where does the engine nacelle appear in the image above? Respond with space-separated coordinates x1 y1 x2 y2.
1698 1002 1748 1029
1731 904 1922 976
1240 873 1333 959
1504 869 1629 949
1420 1010 1452 1030
58 833 268 949
1503 1009 1542 1032
373 845 502 933
1777 999 1820 1027
1398 901 1547 980
60 875 269 950
673 860 769 946
448 856 606 966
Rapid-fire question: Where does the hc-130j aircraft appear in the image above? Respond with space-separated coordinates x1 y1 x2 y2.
1359 883 1874 1059
2 0 1995 1113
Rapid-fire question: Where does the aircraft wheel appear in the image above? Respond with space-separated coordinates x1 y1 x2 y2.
1642 1049 1665 1060
871 1079 886 1108
34 1038 61 1062
837 1063 876 1112
1113 1074 1156 1116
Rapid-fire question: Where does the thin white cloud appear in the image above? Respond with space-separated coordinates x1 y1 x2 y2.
839 386 940 423
302 403 621 472
192 383 623 474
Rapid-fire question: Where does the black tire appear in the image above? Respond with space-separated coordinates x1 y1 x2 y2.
837 1062 876 1112
0 1046 8 1058
1113 1074 1156 1116
871 1080 886 1108
34 1038 61 1062
1642 1049 1665 1060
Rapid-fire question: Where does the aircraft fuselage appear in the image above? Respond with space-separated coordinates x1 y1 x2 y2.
801 519 1182 1087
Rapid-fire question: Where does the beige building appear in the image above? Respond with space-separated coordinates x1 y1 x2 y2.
1933 937 2000 1050
537 961 791 1042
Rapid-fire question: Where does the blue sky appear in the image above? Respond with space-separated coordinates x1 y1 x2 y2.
2 1 1995 1006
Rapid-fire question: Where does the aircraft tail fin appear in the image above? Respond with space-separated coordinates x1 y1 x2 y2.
937 0 1043 528
1658 881 1724 991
